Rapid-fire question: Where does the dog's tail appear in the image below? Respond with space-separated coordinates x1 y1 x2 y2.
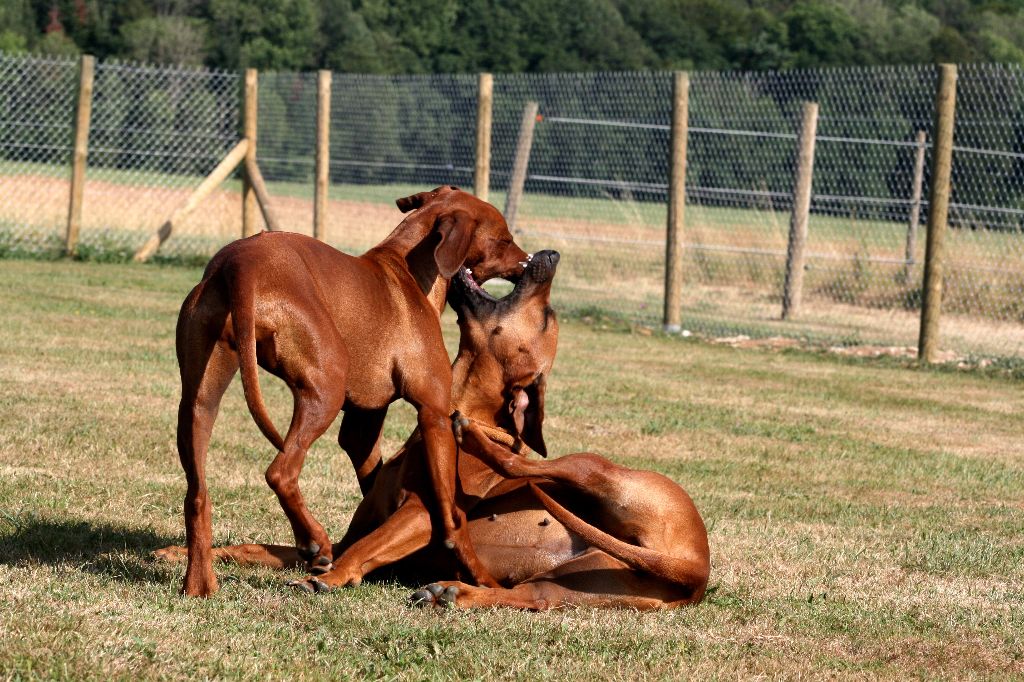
528 482 708 592
229 278 284 452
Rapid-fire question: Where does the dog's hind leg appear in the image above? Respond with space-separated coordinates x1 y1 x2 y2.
411 551 682 610
264 341 348 575
178 340 238 597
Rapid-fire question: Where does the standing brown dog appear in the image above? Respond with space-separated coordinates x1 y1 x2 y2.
174 185 526 596
159 249 710 609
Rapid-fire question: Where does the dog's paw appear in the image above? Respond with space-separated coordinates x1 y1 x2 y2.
409 583 459 608
296 542 334 574
451 411 470 444
152 545 188 563
286 576 335 594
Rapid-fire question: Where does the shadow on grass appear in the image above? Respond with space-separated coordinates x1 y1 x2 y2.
0 516 181 585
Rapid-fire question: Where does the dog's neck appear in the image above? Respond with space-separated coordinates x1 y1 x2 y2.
449 348 510 435
450 354 528 454
370 214 449 315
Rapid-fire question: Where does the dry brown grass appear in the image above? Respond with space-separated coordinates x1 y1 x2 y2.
2 259 1024 678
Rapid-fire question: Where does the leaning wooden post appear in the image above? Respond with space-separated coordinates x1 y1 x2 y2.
663 71 689 334
65 54 95 257
474 73 493 202
244 156 283 233
781 101 819 320
241 68 259 237
314 69 331 241
918 64 958 364
503 101 539 231
905 129 928 265
133 140 250 262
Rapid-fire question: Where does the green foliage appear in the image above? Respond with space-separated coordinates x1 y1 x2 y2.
119 15 208 66
7 0 1024 72
207 0 319 70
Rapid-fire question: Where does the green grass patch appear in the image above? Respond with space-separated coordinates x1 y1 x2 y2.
1 260 1023 678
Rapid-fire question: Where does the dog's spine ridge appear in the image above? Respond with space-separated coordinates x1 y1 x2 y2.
528 482 708 590
230 279 285 451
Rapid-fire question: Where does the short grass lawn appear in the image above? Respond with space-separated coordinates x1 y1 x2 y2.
1 259 1022 679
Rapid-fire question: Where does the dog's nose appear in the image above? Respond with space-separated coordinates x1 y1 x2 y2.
535 250 560 268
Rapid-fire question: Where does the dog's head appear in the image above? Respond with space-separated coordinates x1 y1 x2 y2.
396 186 528 285
448 249 560 457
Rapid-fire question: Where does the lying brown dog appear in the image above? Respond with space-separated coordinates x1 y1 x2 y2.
173 185 526 596
159 249 710 609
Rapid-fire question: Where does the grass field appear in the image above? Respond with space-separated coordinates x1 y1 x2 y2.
3 159 1024 358
1 259 1023 679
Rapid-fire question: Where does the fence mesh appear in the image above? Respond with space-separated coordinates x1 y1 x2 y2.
84 60 239 259
1 50 1023 359
0 53 77 257
0 53 239 261
257 72 478 252
678 66 938 350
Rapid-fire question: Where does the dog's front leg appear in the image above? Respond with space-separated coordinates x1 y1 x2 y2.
417 403 500 588
289 499 432 592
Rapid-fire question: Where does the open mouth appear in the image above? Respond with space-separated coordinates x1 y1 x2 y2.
458 253 533 303
453 250 560 310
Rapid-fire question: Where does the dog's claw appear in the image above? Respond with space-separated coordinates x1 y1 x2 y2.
309 563 333 575
451 411 465 444
315 555 332 566
409 583 458 608
311 577 332 593
410 589 433 607
287 579 315 594
287 576 334 594
451 412 472 445
439 586 459 607
297 542 321 561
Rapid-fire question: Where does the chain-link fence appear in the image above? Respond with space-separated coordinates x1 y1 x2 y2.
2 50 1023 359
0 53 238 262
0 53 77 257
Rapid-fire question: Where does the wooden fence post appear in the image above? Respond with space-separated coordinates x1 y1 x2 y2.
314 69 331 242
918 64 958 364
474 73 493 202
65 54 94 257
242 68 259 237
905 129 927 265
503 101 539 231
663 71 689 334
781 101 819 320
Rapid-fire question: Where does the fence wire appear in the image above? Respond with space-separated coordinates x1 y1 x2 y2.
257 71 477 251
0 53 77 257
84 60 239 259
1 50 1023 359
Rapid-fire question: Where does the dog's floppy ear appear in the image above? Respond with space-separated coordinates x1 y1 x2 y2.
508 374 547 457
396 186 460 213
434 209 476 279
396 190 433 213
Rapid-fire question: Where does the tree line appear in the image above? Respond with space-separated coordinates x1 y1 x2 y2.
3 0 1024 74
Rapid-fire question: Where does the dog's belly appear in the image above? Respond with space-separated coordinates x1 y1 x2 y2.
468 506 577 585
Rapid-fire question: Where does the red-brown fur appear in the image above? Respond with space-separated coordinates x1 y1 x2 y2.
172 186 527 596
159 249 711 609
